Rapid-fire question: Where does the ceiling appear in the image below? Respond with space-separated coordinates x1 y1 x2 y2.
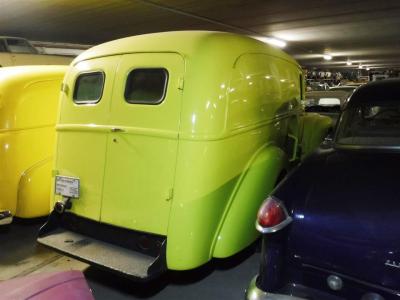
1 0 399 70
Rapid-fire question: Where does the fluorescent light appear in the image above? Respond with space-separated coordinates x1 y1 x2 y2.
265 38 287 48
366 67 370 71
323 54 332 60
346 61 352 66
358 65 363 69
255 36 287 48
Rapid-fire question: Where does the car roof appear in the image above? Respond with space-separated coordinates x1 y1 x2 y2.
346 79 400 107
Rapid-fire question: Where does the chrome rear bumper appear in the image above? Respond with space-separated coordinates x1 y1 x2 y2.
245 276 306 300
0 210 13 225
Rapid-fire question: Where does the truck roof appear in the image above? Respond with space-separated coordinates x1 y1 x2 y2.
73 31 298 67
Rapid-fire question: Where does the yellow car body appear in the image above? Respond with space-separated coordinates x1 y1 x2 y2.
0 66 67 221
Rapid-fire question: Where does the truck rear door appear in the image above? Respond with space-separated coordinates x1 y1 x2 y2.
55 56 119 221
100 53 184 235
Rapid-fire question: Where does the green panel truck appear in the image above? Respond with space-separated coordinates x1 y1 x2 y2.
38 31 331 280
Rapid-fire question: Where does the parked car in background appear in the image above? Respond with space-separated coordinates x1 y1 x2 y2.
306 81 330 91
0 36 73 67
38 31 331 280
246 79 400 300
0 66 67 225
304 90 348 125
305 90 349 107
372 74 389 81
329 85 357 94
344 81 365 87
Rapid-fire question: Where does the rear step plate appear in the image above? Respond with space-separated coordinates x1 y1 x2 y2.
38 228 157 279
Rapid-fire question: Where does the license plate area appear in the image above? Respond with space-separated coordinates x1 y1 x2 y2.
55 176 80 198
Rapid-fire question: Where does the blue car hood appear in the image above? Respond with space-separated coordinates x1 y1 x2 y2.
286 149 400 291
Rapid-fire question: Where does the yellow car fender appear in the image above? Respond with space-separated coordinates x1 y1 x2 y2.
16 157 53 218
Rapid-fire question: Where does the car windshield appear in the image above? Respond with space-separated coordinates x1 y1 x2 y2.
336 101 400 147
6 38 37 54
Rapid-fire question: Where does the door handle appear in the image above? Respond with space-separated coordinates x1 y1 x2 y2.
110 127 125 133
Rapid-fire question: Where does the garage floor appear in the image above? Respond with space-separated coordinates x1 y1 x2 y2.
0 218 259 300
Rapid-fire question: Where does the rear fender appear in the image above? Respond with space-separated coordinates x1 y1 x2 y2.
212 145 287 258
16 157 52 218
299 113 332 159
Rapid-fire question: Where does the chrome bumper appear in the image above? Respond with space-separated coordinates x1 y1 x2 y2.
245 276 306 300
0 210 13 225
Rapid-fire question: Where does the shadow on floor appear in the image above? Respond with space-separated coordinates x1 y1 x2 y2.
84 242 259 299
0 217 47 264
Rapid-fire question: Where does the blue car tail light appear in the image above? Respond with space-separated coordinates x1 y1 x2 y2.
256 196 292 233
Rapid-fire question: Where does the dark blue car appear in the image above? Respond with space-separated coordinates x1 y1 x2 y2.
246 79 400 300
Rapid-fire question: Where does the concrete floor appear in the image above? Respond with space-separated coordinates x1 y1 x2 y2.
0 218 260 300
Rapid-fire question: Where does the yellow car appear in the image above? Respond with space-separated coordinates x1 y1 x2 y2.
0 65 67 225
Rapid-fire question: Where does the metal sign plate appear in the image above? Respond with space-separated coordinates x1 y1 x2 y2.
55 176 80 198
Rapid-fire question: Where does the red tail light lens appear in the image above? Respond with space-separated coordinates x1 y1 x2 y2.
256 197 292 233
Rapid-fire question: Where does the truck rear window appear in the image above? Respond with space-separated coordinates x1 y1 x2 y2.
124 68 168 104
73 72 105 104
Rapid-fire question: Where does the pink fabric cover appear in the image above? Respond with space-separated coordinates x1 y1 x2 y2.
0 270 94 300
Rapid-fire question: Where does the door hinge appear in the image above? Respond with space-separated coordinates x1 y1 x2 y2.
166 188 174 201
178 77 184 90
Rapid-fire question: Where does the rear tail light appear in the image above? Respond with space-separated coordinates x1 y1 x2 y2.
256 196 292 233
